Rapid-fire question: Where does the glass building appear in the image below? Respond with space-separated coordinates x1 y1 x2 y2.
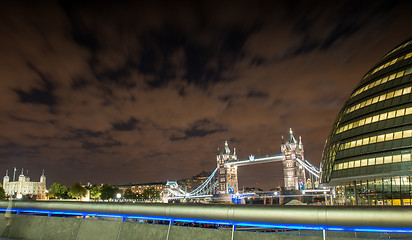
321 37 412 205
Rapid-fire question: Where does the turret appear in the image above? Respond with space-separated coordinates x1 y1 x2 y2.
3 170 9 185
40 169 46 183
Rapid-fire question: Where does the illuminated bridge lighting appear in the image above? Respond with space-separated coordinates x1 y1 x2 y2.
2 208 412 233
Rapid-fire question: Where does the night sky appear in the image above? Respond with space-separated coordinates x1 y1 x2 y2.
1 1 411 190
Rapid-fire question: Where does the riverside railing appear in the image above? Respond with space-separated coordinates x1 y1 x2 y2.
0 201 412 239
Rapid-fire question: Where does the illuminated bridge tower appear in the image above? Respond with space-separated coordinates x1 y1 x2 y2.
281 129 306 190
216 141 238 194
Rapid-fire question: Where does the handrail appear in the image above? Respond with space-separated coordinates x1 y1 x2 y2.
1 201 412 230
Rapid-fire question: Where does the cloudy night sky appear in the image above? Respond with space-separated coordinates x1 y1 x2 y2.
0 1 411 189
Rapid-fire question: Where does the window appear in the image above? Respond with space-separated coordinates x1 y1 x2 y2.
368 158 375 165
402 154 411 162
384 156 392 164
393 155 401 163
377 134 385 142
396 109 405 116
404 130 412 138
355 160 361 167
385 133 393 141
361 159 368 166
394 131 403 139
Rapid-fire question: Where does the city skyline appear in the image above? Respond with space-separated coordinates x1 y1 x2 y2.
1 1 412 190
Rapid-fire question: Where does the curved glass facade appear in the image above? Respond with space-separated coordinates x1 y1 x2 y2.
321 37 412 205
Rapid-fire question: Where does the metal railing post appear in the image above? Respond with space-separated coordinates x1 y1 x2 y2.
166 219 173 240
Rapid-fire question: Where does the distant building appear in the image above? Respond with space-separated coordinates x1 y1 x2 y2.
178 171 211 192
3 169 47 199
116 182 166 197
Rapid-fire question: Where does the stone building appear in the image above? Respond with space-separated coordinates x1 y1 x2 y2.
3 169 47 199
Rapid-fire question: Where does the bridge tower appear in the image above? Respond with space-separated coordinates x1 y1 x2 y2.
216 141 238 194
280 129 306 190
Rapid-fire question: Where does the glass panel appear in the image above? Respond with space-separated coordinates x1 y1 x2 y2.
384 156 392 164
385 133 393 141
388 111 396 118
377 134 385 142
402 154 411 162
376 157 383 164
361 159 368 166
368 158 375 165
397 109 405 116
394 131 403 139
355 160 361 167
370 136 377 143
393 155 401 163
404 130 412 138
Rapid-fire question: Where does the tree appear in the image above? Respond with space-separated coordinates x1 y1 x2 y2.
142 187 160 200
123 188 136 199
48 182 68 199
0 186 6 200
100 184 116 200
69 183 87 199
87 184 101 200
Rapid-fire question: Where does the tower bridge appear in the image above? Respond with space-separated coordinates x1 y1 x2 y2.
163 129 321 200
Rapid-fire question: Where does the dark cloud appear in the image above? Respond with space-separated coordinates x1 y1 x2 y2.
112 117 139 131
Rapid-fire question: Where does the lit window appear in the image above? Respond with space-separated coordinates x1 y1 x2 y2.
359 119 365 126
365 99 372 106
360 102 366 108
368 158 375 165
402 154 411 162
388 111 396 118
377 134 385 142
372 96 379 104
356 139 362 146
369 136 377 143
385 133 393 141
384 156 392 164
361 159 368 166
362 138 369 145
393 155 401 163
355 160 361 167
372 115 379 122
381 76 388 84
348 123 353 129
394 131 403 139
406 107 412 115
345 142 350 149
389 74 396 80
338 164 343 170
396 109 405 116
396 71 404 78
403 130 412 138
403 87 411 94
386 91 394 98
349 161 354 168
380 113 387 120
343 162 348 169
365 117 372 124
394 89 403 97
406 68 412 75
350 141 356 148
379 95 386 101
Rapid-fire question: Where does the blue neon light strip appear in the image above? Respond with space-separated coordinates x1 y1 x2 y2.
1 208 412 233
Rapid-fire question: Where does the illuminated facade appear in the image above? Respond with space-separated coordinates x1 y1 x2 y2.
281 129 306 190
3 169 47 199
321 37 412 205
216 141 238 194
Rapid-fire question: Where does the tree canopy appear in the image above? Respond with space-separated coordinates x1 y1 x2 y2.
69 183 87 199
48 182 68 199
100 184 116 200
